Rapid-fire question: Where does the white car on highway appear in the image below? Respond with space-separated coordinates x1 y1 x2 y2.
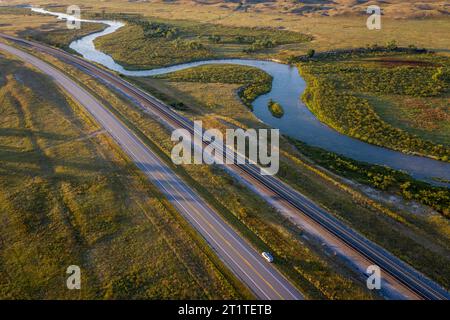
262 252 274 263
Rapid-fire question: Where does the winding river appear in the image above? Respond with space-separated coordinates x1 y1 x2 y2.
30 7 450 186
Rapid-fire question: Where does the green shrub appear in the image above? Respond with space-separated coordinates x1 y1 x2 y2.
267 99 284 118
299 54 450 160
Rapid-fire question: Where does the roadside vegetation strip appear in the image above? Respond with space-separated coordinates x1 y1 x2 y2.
298 51 450 162
100 88 373 300
0 52 246 300
154 64 273 109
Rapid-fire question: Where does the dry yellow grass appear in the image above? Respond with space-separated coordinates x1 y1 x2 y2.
2 0 450 55
2 1 449 58
0 13 55 35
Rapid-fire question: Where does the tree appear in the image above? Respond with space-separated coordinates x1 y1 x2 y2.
306 49 315 58
386 40 397 50
287 55 298 64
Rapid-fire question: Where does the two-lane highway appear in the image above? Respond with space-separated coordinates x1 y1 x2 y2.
0 41 303 300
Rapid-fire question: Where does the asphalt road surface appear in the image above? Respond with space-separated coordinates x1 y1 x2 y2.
0 42 303 300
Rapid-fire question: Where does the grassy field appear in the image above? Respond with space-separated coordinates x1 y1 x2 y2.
289 138 450 217
370 93 450 147
20 21 106 51
154 64 273 108
0 52 247 299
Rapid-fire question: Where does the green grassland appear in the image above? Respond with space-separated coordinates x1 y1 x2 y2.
0 7 58 36
154 64 273 108
0 53 246 299
300 52 450 161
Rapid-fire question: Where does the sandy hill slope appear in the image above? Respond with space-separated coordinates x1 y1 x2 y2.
149 0 449 18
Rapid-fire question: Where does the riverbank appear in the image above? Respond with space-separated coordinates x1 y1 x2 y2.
299 52 450 162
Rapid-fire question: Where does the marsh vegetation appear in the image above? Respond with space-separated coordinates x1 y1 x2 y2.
300 51 450 161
